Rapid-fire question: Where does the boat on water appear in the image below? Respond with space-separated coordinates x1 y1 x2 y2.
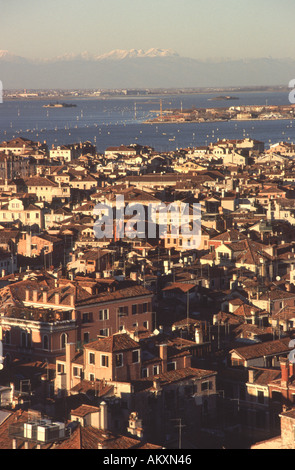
43 102 77 108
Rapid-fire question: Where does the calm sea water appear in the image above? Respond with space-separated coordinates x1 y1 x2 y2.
0 91 294 153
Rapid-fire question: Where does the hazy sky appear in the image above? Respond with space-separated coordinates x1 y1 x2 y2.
0 0 294 60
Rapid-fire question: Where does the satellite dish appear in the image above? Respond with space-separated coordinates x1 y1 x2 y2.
289 339 295 349
276 276 281 282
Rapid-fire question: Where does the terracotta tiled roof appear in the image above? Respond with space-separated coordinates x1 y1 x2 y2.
133 367 216 393
259 289 295 301
24 177 58 187
70 380 114 397
230 337 292 360
71 405 100 418
84 333 139 353
56 424 149 450
212 229 247 242
272 306 295 320
77 285 152 306
162 283 196 293
233 304 264 317
248 368 281 386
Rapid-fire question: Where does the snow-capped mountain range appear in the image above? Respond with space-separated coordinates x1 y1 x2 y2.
0 48 293 88
0 48 179 63
94 48 179 60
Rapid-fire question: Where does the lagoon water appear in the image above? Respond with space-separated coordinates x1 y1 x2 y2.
0 91 294 152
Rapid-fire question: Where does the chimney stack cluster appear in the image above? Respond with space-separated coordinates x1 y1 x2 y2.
280 358 294 387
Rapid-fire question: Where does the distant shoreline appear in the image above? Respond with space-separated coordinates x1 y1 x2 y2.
144 117 293 125
2 86 289 102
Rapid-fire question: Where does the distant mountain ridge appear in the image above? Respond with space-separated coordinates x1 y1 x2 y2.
0 49 294 89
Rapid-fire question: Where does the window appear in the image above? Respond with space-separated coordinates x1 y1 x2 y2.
43 335 49 350
89 374 95 382
99 309 109 320
89 353 95 365
82 312 92 323
201 381 212 392
99 328 109 337
142 303 148 313
83 332 90 344
167 362 176 372
60 333 67 349
132 304 137 315
57 363 64 374
118 306 128 317
73 367 81 378
142 368 148 378
257 390 264 404
153 365 160 375
116 353 123 368
143 321 149 330
132 350 140 364
101 355 109 367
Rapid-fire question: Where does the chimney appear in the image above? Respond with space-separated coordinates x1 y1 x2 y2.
280 358 289 387
70 295 75 307
25 289 30 302
100 401 108 431
159 344 168 373
248 369 257 384
12 439 17 450
42 291 48 304
33 290 38 303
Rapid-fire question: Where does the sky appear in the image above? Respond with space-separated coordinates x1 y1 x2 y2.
0 0 295 61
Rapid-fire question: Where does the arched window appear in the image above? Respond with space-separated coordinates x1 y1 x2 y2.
43 335 49 351
60 333 68 349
